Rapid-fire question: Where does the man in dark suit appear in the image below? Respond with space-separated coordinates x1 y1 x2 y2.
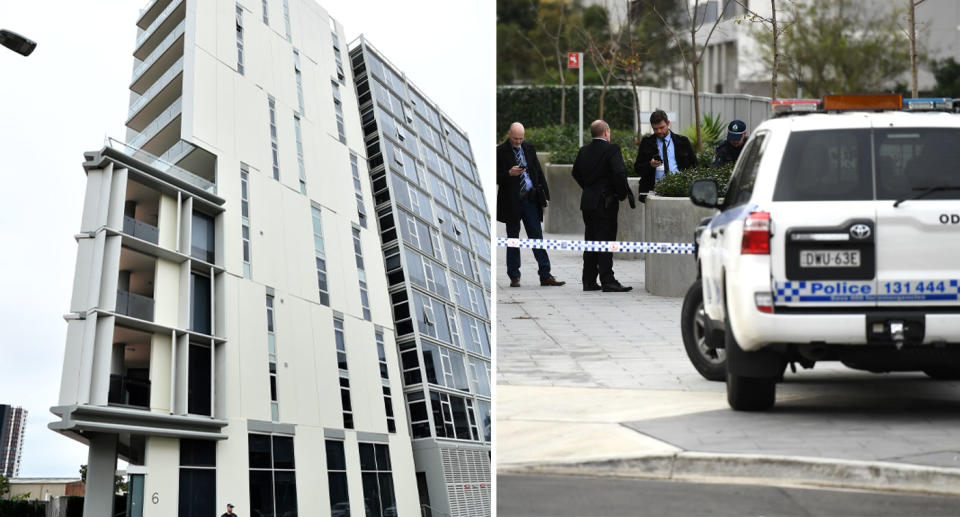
572 120 635 292
496 122 565 288
635 109 698 202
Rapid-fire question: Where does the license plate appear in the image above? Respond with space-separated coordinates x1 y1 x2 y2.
799 249 861 268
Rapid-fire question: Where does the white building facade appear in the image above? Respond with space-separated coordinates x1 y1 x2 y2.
50 1 488 516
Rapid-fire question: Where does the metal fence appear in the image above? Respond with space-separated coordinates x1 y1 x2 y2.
628 85 772 134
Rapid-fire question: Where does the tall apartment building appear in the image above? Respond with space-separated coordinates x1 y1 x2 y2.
0 405 27 478
49 1 490 516
350 42 493 516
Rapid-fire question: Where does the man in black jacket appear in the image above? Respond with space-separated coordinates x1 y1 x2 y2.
496 122 565 288
635 109 697 202
572 120 634 292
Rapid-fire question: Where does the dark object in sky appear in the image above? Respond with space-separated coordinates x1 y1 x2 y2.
0 29 36 56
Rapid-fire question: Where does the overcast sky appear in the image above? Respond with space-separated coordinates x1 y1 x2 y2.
0 0 493 478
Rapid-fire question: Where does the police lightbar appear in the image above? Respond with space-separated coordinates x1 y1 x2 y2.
822 94 902 111
770 99 820 114
902 97 953 110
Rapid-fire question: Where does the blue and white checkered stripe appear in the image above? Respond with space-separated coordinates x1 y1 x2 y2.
774 280 960 303
496 238 695 255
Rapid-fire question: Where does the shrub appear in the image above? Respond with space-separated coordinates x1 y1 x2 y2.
497 86 636 136
679 112 727 152
653 162 734 198
0 499 46 517
518 124 639 172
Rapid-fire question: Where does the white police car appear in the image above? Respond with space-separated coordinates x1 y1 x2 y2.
688 94 960 410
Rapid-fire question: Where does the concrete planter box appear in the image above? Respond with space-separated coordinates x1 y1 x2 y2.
644 195 717 297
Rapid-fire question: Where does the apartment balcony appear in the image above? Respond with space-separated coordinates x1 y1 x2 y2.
122 179 161 244
131 19 185 94
116 290 156 321
117 247 156 322
134 0 185 61
108 326 152 410
137 0 176 30
127 56 183 132
127 97 182 157
109 137 217 196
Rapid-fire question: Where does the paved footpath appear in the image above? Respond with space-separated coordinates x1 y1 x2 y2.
497 232 960 497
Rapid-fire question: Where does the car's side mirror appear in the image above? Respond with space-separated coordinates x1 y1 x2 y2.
690 179 719 208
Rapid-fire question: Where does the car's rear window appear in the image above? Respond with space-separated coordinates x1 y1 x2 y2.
773 127 960 201
874 128 960 200
773 129 873 201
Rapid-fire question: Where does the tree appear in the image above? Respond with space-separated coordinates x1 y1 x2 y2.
580 1 621 119
533 0 574 125
735 0 796 100
652 0 734 151
0 474 8 498
932 58 960 98
905 0 928 98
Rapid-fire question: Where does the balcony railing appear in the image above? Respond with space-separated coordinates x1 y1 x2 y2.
135 0 184 52
122 215 160 244
106 138 217 195
158 139 195 165
127 96 182 150
128 56 183 121
116 290 156 321
131 19 186 87
108 374 151 409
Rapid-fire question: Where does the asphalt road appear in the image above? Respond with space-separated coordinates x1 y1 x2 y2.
497 474 960 517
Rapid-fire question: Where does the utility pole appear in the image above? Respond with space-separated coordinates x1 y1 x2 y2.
568 51 583 146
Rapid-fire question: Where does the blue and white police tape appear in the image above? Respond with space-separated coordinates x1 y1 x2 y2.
496 237 695 255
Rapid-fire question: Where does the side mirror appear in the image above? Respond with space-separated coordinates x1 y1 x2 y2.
690 179 719 208
0 29 36 57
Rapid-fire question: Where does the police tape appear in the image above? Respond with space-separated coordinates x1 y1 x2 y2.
496 237 695 254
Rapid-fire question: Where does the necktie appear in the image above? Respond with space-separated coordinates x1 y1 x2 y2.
514 147 531 195
661 139 670 174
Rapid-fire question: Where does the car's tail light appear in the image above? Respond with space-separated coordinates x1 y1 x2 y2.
755 292 774 313
741 212 771 255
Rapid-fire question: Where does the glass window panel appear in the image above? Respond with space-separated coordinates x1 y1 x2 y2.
378 472 396 516
448 349 470 392
178 469 215 517
179 439 216 467
359 443 376 471
477 400 491 442
375 444 391 470
328 472 349 514
325 440 346 470
248 434 272 469
272 436 295 469
248 470 274 517
273 470 298 516
450 396 471 440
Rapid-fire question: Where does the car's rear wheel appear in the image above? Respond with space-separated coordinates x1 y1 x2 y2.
724 313 779 411
681 279 726 381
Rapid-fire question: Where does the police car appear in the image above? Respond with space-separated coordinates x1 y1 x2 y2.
687 94 960 410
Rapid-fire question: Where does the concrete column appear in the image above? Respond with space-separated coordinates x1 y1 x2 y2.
83 432 118 517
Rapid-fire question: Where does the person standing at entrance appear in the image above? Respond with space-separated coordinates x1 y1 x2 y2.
635 109 697 202
572 120 634 292
496 122 565 288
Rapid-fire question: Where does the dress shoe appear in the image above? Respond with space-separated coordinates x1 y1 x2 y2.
583 283 601 291
601 282 633 292
509 278 521 288
540 276 566 287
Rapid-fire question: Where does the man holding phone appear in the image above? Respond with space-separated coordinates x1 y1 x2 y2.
496 122 565 288
635 109 697 202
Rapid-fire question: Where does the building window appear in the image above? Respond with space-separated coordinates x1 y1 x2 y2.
248 434 297 517
350 153 367 228
311 206 330 306
325 440 349 515
189 273 211 335
332 81 346 144
266 292 279 421
330 19 344 83
293 49 304 114
294 114 306 194
376 331 396 432
281 0 291 41
261 0 268 23
359 442 396 517
179 439 216 517
407 391 431 438
268 95 279 180
353 227 371 321
430 391 476 441
241 165 251 278
235 5 244 75
191 212 215 263
334 317 353 429
187 344 211 416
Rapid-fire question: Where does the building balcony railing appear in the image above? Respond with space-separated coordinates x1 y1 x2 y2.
158 139 195 165
128 56 183 122
131 19 185 91
137 0 174 29
122 216 160 244
108 374 151 409
116 290 156 322
135 0 184 59
127 96 182 151
106 138 217 195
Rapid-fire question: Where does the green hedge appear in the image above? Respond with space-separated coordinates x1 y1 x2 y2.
0 499 46 517
519 124 639 173
653 160 734 197
497 86 636 136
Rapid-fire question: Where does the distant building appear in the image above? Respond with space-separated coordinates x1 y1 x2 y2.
0 404 27 478
7 478 85 501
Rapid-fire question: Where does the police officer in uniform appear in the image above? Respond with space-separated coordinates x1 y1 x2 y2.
712 119 748 167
